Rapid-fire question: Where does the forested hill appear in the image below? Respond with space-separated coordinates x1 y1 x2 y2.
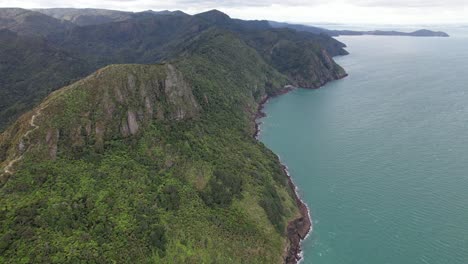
1 8 346 263
0 8 348 131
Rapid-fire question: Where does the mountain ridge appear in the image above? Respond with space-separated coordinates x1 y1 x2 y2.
35 8 187 26
0 8 73 36
0 7 348 131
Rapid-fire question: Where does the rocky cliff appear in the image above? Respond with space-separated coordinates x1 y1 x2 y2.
0 64 199 169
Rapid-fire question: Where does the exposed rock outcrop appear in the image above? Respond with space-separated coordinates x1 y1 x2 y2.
284 176 312 264
287 49 347 89
0 63 200 165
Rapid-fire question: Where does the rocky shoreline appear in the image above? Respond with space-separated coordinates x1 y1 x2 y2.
253 84 311 264
283 163 312 264
254 75 348 263
254 85 295 139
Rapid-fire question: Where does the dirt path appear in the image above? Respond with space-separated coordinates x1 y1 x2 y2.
2 107 43 175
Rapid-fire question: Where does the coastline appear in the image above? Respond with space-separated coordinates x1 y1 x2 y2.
253 84 311 264
254 85 295 139
254 74 348 264
283 163 312 264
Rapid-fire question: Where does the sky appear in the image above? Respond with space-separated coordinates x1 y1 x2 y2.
1 0 468 24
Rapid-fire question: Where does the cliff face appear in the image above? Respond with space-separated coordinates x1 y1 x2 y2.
243 28 347 89
0 64 199 167
272 46 347 88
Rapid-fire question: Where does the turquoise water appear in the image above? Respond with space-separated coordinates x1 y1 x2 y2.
259 33 468 264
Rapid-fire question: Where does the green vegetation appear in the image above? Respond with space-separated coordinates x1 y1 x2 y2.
0 29 301 263
0 29 91 130
0 8 73 37
0 8 347 263
0 8 347 132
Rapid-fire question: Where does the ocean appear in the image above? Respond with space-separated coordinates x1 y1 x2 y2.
258 27 468 263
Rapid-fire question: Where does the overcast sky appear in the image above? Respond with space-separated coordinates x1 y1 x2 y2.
1 0 468 24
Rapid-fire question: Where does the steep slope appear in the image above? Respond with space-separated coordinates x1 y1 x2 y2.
241 29 347 88
196 10 348 88
49 14 210 66
0 29 91 131
0 8 73 37
0 29 306 263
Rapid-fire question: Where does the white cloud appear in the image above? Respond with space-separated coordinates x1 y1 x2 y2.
0 0 467 24
353 0 468 8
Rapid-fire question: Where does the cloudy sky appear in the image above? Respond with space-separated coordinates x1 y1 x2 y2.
1 0 468 24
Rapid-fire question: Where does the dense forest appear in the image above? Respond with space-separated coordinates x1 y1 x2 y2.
0 8 347 263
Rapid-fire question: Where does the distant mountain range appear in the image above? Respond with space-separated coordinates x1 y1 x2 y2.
35 8 187 26
4 7 447 37
31 7 451 37
269 21 450 37
0 8 73 36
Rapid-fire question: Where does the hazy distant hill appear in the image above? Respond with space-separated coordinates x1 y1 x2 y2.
36 8 187 26
269 21 450 37
35 8 133 26
0 8 73 36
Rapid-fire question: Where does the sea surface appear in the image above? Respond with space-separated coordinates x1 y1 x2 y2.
258 28 468 264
